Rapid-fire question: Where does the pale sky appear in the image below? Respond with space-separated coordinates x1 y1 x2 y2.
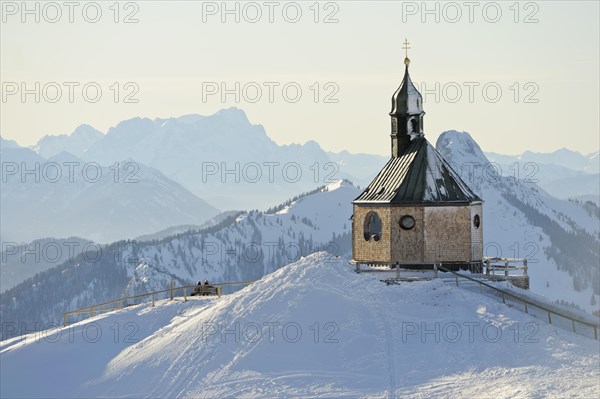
1 0 599 156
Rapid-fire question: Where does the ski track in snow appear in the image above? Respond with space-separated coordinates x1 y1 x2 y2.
2 253 599 398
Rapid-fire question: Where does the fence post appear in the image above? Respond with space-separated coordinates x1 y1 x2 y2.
218 286 221 298
184 287 187 302
485 259 490 276
547 311 552 324
395 263 400 279
505 261 509 277
524 302 528 314
455 274 459 287
152 293 155 307
170 279 174 301
523 259 528 276
595 327 598 340
572 320 576 333
433 263 438 278
501 293 505 304
63 313 68 327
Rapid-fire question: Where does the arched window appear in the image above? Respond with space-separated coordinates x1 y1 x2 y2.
364 212 382 241
410 117 419 134
473 214 481 229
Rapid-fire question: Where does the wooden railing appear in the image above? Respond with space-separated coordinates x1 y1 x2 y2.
438 266 598 340
352 258 528 277
63 281 254 326
483 257 528 276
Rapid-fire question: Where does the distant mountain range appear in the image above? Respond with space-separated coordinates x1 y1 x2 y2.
484 148 599 200
32 124 104 160
485 148 598 174
10 108 597 208
0 142 219 243
12 108 387 210
2 132 598 339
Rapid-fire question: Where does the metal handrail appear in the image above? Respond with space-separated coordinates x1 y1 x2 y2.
438 266 598 339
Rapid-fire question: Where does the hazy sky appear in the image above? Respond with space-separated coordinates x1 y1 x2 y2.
1 1 599 156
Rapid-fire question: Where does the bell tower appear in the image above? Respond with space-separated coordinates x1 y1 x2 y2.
390 39 425 157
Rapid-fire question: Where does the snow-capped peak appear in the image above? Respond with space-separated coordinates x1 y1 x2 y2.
323 179 352 192
436 130 490 167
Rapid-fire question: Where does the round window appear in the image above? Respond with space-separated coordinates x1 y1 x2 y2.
363 212 382 241
399 215 415 230
473 214 481 229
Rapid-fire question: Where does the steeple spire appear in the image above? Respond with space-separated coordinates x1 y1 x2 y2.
402 38 411 66
389 39 425 157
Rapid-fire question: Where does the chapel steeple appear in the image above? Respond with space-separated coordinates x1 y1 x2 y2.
390 39 425 158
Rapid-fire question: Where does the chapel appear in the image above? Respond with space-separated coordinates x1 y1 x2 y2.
352 41 483 270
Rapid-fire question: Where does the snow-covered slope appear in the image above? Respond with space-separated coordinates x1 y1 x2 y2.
437 131 600 314
0 181 359 337
125 180 356 291
2 253 598 398
133 211 241 242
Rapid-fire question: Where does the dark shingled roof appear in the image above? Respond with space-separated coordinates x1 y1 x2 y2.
354 137 481 204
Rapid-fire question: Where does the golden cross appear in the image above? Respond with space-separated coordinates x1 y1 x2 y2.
402 38 411 59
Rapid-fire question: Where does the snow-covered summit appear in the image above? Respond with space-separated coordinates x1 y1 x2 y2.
436 131 599 314
1 253 598 398
436 130 490 168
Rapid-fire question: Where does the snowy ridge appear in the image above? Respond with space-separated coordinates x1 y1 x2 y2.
32 124 103 159
486 148 600 175
437 131 600 314
0 181 359 336
1 253 598 398
123 180 357 294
